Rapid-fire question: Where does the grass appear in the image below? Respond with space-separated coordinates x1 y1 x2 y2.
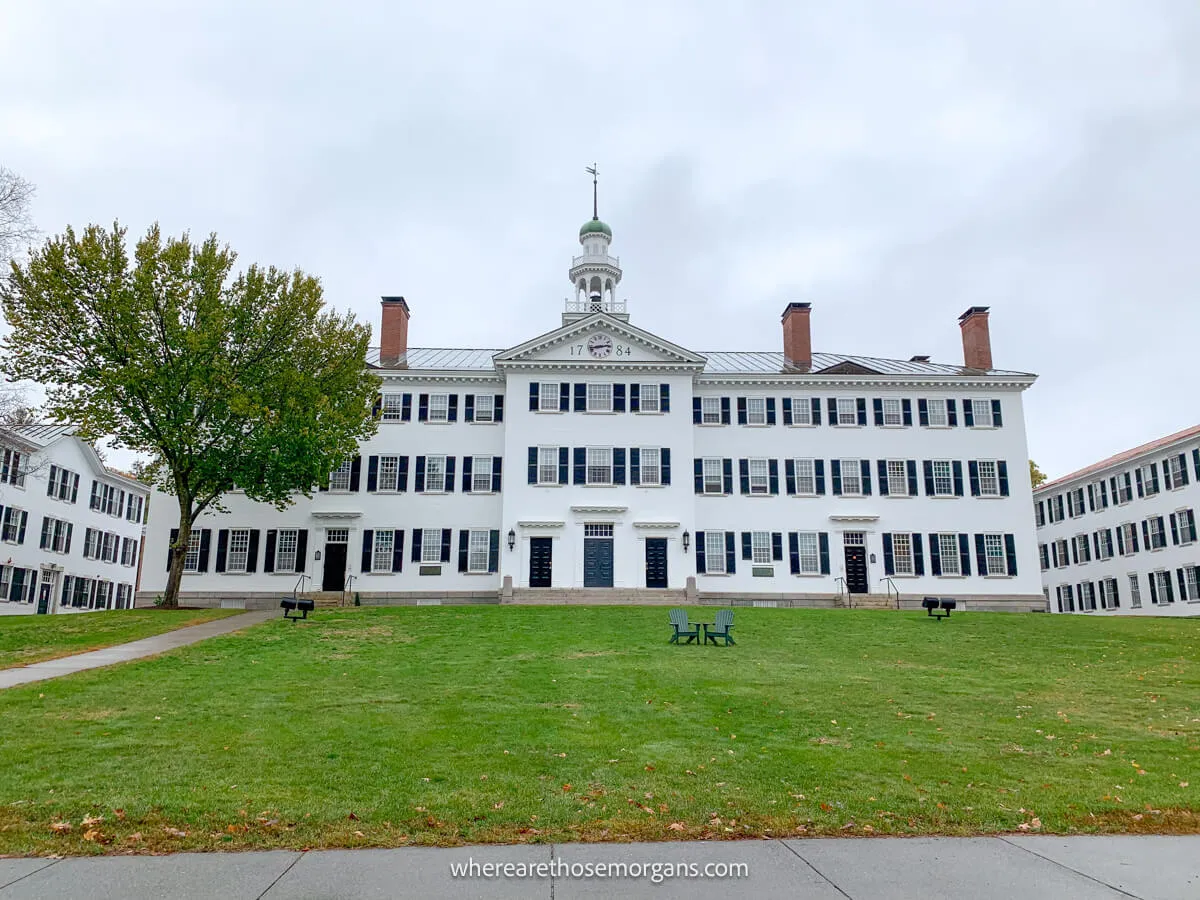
0 606 1196 856
0 608 240 669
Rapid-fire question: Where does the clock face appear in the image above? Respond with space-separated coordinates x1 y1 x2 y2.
587 334 614 358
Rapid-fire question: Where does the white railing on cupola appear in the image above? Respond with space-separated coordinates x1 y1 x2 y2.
571 253 620 268
564 297 627 314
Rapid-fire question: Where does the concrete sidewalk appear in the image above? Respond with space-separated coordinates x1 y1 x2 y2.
0 610 275 689
1 836 1196 899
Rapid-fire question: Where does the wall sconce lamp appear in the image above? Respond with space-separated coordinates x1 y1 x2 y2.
869 553 877 564
682 530 690 552
507 529 516 551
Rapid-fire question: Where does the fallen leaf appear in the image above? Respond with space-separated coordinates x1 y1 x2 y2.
50 822 72 834
163 827 187 838
127 832 143 843
81 814 103 827
353 830 365 837
113 809 126 820
668 822 686 831
347 812 359 821
493 802 504 810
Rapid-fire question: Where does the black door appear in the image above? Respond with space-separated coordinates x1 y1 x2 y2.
584 538 614 588
645 538 668 588
529 537 553 587
845 546 868 594
37 582 52 615
322 543 348 591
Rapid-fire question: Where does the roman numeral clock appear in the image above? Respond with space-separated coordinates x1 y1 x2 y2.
587 333 613 358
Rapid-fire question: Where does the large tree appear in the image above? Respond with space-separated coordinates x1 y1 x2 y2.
0 167 37 267
1 223 379 606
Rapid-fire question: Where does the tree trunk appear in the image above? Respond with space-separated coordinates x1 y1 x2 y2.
162 507 193 609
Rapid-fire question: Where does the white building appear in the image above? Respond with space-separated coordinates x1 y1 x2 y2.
0 424 149 614
1034 425 1199 616
139 210 1043 611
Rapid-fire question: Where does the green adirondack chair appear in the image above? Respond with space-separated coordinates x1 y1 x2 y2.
704 609 736 646
668 609 700 644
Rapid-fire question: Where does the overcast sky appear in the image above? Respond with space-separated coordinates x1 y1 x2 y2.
3 1 1197 478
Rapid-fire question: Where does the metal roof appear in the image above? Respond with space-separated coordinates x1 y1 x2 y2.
367 347 1034 378
1035 423 1200 494
0 423 76 447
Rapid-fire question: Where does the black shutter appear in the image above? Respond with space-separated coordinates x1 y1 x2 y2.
574 448 586 485
975 533 986 576
877 460 889 495
660 384 670 412
361 530 373 573
873 398 884 426
923 460 935 496
529 383 538 411
918 398 929 426
393 531 405 572
574 383 586 411
613 384 625 413
247 530 259 572
559 383 570 412
782 397 793 425
558 447 569 485
772 532 783 562
39 516 50 550
992 400 1002 427
768 459 779 495
167 528 178 570
725 531 736 574
819 532 830 575
411 529 422 562
629 383 640 413
349 456 362 491
488 530 499 573
929 533 942 575
198 529 212 572
968 460 980 496
695 531 706 574
401 394 412 421
861 459 873 495
367 456 379 492
215 529 229 573
1005 534 1018 576
789 532 800 574
71 473 79 503
464 394 475 422
398 456 409 491
294 530 308 573
444 456 455 492
723 458 733 494
693 397 702 424
414 456 426 492
741 531 752 560
494 395 503 422
738 458 750 495
418 393 429 421
1141 519 1150 549
831 459 842 495
998 461 1009 496
766 397 776 425
461 456 473 492
440 529 452 564
785 459 796 495
694 459 704 494
264 530 277 573
630 448 640 485
447 395 458 422
528 448 538 484
811 398 822 425
815 459 826 495
737 397 747 425
883 533 894 575
906 460 918 497
721 397 731 425
958 533 971 576
913 534 924 575
458 530 470 572
492 458 502 493
963 400 974 427
827 397 837 422
952 461 964 496
613 448 626 485
947 399 957 426
902 399 912 426
857 398 867 425
372 394 382 418
661 448 671 485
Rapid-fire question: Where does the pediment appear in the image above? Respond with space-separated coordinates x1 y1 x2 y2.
494 314 706 367
815 360 881 376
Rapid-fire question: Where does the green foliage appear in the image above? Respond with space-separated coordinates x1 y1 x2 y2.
1030 459 1047 488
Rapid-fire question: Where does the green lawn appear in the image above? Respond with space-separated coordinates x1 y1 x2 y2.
0 608 239 669
0 606 1196 855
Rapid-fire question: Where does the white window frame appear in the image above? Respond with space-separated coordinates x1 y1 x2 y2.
1119 523 1137 556
704 531 726 574
751 531 771 565
925 400 948 427
977 460 1000 497
836 398 857 426
120 537 137 567
537 447 559 485
275 529 298 573
882 398 903 426
471 456 494 493
1096 529 1113 560
372 530 395 573
381 393 405 422
1178 509 1196 545
746 397 767 426
468 529 490 573
748 458 769 495
0 448 25 487
539 382 560 412
1139 464 1159 496
938 533 961 575
1147 516 1166 550
891 533 914 575
126 494 144 522
887 460 908 497
1078 581 1096 611
840 459 862 496
227 529 250 573
472 394 494 423
377 455 400 492
796 532 820 574
971 399 994 428
638 384 660 413
790 398 813 426
421 531 443 564
702 458 724 495
984 533 1006 576
427 393 450 423
794 459 816 496
639 448 661 486
1152 570 1172 604
1184 567 1200 602
329 460 353 492
1128 572 1141 608
932 460 954 497
701 396 722 425
586 383 613 413
423 455 446 493
183 531 202 573
1054 538 1068 568
587 447 612 485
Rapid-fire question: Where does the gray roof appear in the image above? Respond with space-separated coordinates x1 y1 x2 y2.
367 347 1033 378
0 423 76 447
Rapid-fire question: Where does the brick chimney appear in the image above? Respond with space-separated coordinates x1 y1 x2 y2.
781 302 812 371
379 296 410 366
958 306 992 371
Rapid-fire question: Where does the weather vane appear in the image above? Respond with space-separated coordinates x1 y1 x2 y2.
585 164 598 219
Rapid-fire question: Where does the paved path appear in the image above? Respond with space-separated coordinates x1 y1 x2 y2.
0 836 1195 899
0 610 275 689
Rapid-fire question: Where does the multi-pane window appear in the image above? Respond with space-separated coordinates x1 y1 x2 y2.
1183 567 1200 602
938 534 961 575
887 461 908 496
891 533 914 575
1119 523 1138 555
424 455 446 493
227 529 250 573
378 455 400 492
381 394 405 421
977 461 999 496
120 537 138 567
1112 475 1133 504
1096 529 1114 559
1128 573 1142 608
746 397 767 425
703 458 724 494
751 531 771 564
1 507 24 543
794 459 816 495
0 448 24 486
104 532 120 563
1058 584 1075 612
275 530 299 572
373 530 395 573
1139 464 1159 496
473 394 494 422
1099 579 1118 610
932 461 954 496
329 460 353 491
126 494 144 523
1075 534 1092 564
1078 582 1096 611
882 398 903 425
835 398 857 425
468 530 490 573
587 448 613 485
704 531 726 574
1054 538 1068 567
1040 543 1050 571
1152 570 1173 604
748 458 769 494
639 384 661 413
472 456 493 493
1147 516 1166 549
971 399 994 427
48 465 74 501
539 383 560 412
1089 480 1108 510
925 400 948 427
538 447 559 485
43 517 71 554
587 383 613 412
639 448 661 486
184 531 202 572
1165 454 1184 487
790 398 813 425
428 393 450 422
701 397 722 424
1179 509 1197 544
984 533 1006 575
840 460 862 495
794 532 820 574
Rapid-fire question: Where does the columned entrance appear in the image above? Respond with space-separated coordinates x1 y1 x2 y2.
645 538 668 588
321 528 349 592
583 524 614 588
843 532 868 594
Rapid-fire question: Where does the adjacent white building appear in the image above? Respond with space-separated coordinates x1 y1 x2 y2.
1034 425 1200 616
0 424 149 614
139 210 1044 611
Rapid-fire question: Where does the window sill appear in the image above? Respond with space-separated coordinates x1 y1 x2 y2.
464 570 496 576
634 483 665 489
536 482 565 488
935 574 967 579
380 419 410 425
832 424 863 428
701 491 729 497
922 424 952 430
697 422 727 427
535 410 565 415
422 420 453 425
468 490 498 495
878 423 907 429
468 421 499 426
786 423 816 428
702 571 731 577
585 410 617 415
743 422 770 428
371 490 407 495
218 571 252 576
983 574 1013 579
633 411 664 416
585 483 617 488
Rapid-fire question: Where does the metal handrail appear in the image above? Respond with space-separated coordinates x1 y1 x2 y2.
342 573 356 608
834 576 848 608
292 574 310 598
880 577 901 609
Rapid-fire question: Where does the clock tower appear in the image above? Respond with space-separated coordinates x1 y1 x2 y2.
564 165 627 326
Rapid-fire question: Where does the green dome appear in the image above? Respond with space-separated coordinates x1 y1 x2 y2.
579 218 612 238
